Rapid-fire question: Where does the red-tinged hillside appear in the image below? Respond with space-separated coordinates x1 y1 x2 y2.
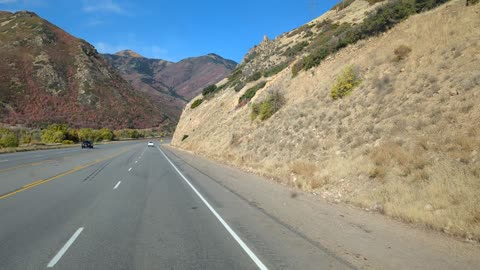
0 11 172 129
103 52 237 121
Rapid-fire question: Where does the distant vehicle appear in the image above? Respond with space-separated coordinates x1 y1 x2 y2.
147 141 154 147
81 141 93 149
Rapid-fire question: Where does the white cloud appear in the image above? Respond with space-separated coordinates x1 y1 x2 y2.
82 0 125 14
86 18 104 27
94 42 127 54
148 46 168 59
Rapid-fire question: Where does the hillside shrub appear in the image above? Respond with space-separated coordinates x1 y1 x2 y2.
226 66 243 88
202 84 217 96
238 81 267 105
250 103 260 121
304 30 314 38
251 91 285 121
216 83 227 92
191 98 204 109
181 135 189 141
366 0 386 4
0 128 19 148
331 65 361 100
296 0 451 75
303 47 329 70
292 59 304 78
283 41 309 57
466 0 479 5
358 0 416 38
246 71 262 82
264 62 289 77
234 82 246 92
62 140 74 144
415 0 450 11
394 45 412 61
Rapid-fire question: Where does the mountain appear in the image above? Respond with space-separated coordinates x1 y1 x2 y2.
102 52 237 121
171 0 480 240
0 11 172 129
115 49 144 58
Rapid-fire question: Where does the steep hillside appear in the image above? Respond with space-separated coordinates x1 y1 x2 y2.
103 52 237 121
0 11 172 129
172 0 480 241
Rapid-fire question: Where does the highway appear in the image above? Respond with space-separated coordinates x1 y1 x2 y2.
0 141 351 269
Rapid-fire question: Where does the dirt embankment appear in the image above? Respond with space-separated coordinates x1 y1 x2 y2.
172 0 480 241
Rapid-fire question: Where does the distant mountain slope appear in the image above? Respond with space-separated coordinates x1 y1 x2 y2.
103 52 237 121
0 11 171 129
115 49 144 58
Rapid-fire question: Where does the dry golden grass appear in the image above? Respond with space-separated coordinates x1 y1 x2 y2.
173 0 480 241
354 160 480 240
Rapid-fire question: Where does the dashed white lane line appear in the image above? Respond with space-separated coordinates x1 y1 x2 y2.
113 181 121 190
128 167 132 172
156 146 268 270
47 227 84 268
135 160 138 164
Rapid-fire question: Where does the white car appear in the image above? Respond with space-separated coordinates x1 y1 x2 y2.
147 141 154 147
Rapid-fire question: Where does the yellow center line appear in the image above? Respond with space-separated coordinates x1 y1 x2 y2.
23 179 44 188
0 148 132 201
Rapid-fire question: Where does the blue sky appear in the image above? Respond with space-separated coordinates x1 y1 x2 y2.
0 0 338 62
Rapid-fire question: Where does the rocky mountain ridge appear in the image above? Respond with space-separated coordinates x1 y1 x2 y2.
0 11 171 129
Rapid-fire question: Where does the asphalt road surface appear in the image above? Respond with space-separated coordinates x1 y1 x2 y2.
0 141 352 269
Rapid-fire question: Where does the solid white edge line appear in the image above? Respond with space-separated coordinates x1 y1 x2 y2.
47 227 84 268
113 181 121 190
157 146 268 270
128 167 132 172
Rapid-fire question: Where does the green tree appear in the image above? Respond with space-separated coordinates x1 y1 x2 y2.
191 99 204 109
18 129 32 144
66 129 79 143
78 128 95 141
41 124 68 143
0 128 19 147
98 128 113 141
202 84 217 96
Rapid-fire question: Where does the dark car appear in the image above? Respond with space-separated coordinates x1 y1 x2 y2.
81 141 93 149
